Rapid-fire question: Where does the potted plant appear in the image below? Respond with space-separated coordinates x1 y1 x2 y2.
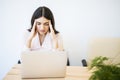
89 56 120 80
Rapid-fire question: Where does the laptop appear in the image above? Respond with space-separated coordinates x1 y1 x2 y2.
21 50 67 79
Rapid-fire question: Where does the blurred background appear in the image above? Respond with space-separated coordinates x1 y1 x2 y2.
0 0 120 79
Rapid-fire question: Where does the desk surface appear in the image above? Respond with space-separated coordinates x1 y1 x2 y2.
3 64 92 80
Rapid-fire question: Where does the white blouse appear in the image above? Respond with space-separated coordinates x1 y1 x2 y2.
23 31 63 51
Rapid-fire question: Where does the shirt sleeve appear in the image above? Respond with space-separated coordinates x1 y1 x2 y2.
56 33 64 51
22 30 31 51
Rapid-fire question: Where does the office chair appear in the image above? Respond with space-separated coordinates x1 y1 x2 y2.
82 59 87 67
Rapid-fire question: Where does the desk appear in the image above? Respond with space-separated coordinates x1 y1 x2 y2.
3 64 92 80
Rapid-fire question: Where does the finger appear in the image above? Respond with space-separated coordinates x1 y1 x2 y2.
31 20 37 36
49 20 56 39
32 20 37 31
30 20 37 38
49 20 54 32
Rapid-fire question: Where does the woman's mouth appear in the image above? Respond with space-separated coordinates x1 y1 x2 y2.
40 30 45 32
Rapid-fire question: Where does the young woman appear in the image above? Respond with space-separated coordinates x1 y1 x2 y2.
24 6 63 51
19 6 69 65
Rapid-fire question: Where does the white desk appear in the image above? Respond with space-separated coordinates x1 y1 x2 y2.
3 64 92 80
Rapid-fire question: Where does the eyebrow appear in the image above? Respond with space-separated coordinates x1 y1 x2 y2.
37 21 49 24
44 22 49 23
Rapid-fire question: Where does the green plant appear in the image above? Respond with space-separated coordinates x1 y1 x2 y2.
89 56 120 80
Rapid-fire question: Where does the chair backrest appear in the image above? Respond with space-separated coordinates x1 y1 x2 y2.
82 59 87 67
87 37 120 64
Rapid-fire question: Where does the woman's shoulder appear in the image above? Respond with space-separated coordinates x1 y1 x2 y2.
56 32 60 36
56 33 63 39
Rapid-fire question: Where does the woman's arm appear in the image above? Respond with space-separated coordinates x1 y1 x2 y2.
49 21 64 51
26 20 37 48
52 34 64 51
56 33 64 51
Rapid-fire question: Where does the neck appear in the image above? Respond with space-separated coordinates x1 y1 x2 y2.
38 33 47 46
38 32 47 37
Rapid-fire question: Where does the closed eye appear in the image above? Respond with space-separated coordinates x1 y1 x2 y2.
44 22 49 26
37 22 41 25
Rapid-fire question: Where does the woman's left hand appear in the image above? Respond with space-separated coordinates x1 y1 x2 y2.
49 20 56 40
49 20 58 49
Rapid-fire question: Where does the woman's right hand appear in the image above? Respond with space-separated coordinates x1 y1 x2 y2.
28 20 37 40
26 20 37 48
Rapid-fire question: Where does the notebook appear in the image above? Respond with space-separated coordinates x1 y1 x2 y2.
21 50 67 79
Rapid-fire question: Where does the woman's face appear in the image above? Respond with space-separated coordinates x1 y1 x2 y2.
36 17 50 35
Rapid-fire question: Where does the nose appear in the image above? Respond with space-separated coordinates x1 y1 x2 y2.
40 24 44 30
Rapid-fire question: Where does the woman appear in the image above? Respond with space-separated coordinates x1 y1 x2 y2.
24 6 63 51
19 6 69 65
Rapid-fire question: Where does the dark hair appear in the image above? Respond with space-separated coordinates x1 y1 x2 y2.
28 6 59 34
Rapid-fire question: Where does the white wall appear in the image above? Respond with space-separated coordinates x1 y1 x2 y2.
0 0 120 79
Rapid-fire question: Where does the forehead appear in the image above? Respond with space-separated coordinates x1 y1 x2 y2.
36 17 49 23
